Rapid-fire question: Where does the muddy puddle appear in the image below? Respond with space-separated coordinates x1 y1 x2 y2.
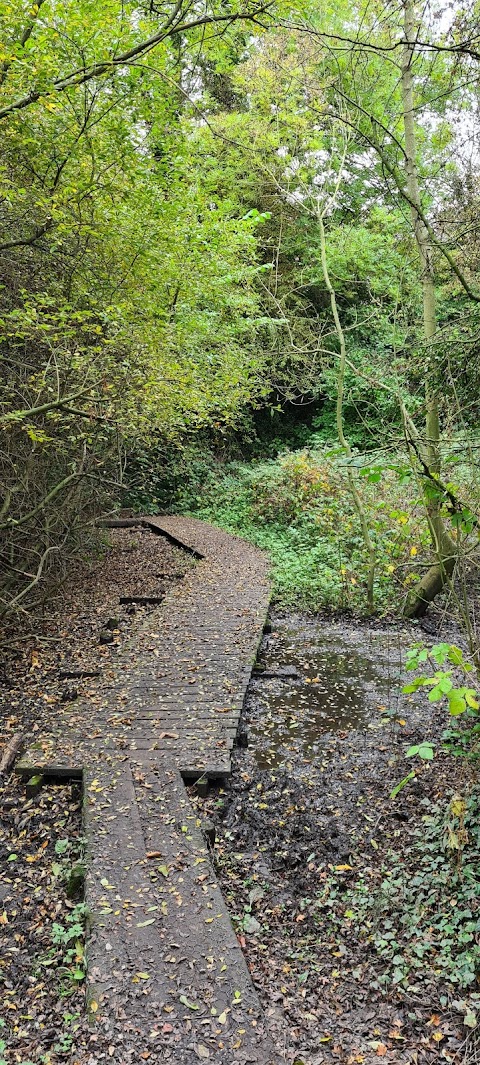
248 614 407 768
210 613 461 1065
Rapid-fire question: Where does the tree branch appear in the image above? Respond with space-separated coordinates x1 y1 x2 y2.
0 386 102 427
0 217 53 253
0 546 61 617
0 471 84 530
0 3 275 121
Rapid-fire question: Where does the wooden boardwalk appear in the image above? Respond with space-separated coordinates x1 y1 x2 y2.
17 517 282 1063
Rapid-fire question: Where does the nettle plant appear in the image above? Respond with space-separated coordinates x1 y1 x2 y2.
392 643 480 796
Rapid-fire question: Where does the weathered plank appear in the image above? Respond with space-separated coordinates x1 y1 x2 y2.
17 516 279 1060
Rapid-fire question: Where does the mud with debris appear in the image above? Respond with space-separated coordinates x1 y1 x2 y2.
199 613 480 1065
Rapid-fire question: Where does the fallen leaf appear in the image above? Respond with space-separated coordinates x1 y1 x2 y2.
179 995 199 1010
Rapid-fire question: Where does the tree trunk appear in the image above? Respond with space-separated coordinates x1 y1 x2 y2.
318 214 376 612
401 0 457 618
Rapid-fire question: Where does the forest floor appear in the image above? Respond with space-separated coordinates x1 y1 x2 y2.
1 530 480 1064
197 611 480 1065
0 527 192 1064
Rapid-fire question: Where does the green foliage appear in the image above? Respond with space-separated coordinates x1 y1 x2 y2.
347 793 480 991
45 903 88 994
403 642 480 759
0 1 275 613
3 0 479 626
391 643 480 796
175 445 425 611
317 792 480 994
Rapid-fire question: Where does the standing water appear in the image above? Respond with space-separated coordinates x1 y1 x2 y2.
248 615 405 768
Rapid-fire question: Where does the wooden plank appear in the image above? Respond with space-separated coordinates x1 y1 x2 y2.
84 760 280 1061
83 762 176 1020
16 515 279 1059
142 517 204 559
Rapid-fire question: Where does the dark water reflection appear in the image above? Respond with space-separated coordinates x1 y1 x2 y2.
248 618 400 768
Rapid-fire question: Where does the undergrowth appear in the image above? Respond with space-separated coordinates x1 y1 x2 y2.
319 791 480 1005
177 447 427 612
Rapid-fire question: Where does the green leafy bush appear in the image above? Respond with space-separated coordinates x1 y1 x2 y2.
178 446 424 611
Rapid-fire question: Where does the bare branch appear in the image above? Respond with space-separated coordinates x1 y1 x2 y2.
0 217 54 253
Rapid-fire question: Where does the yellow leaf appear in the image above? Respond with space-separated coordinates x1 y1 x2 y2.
89 1001 99 1014
450 797 466 818
410 546 417 557
335 864 352 871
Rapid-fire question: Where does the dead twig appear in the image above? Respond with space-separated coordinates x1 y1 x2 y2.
0 733 24 775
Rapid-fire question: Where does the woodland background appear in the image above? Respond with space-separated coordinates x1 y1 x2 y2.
2 0 480 637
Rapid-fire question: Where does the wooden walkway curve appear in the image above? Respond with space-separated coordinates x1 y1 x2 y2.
18 517 283 1063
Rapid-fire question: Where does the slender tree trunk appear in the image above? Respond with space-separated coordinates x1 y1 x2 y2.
319 215 376 612
401 0 456 618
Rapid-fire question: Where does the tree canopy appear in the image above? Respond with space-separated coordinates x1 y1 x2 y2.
2 0 480 620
